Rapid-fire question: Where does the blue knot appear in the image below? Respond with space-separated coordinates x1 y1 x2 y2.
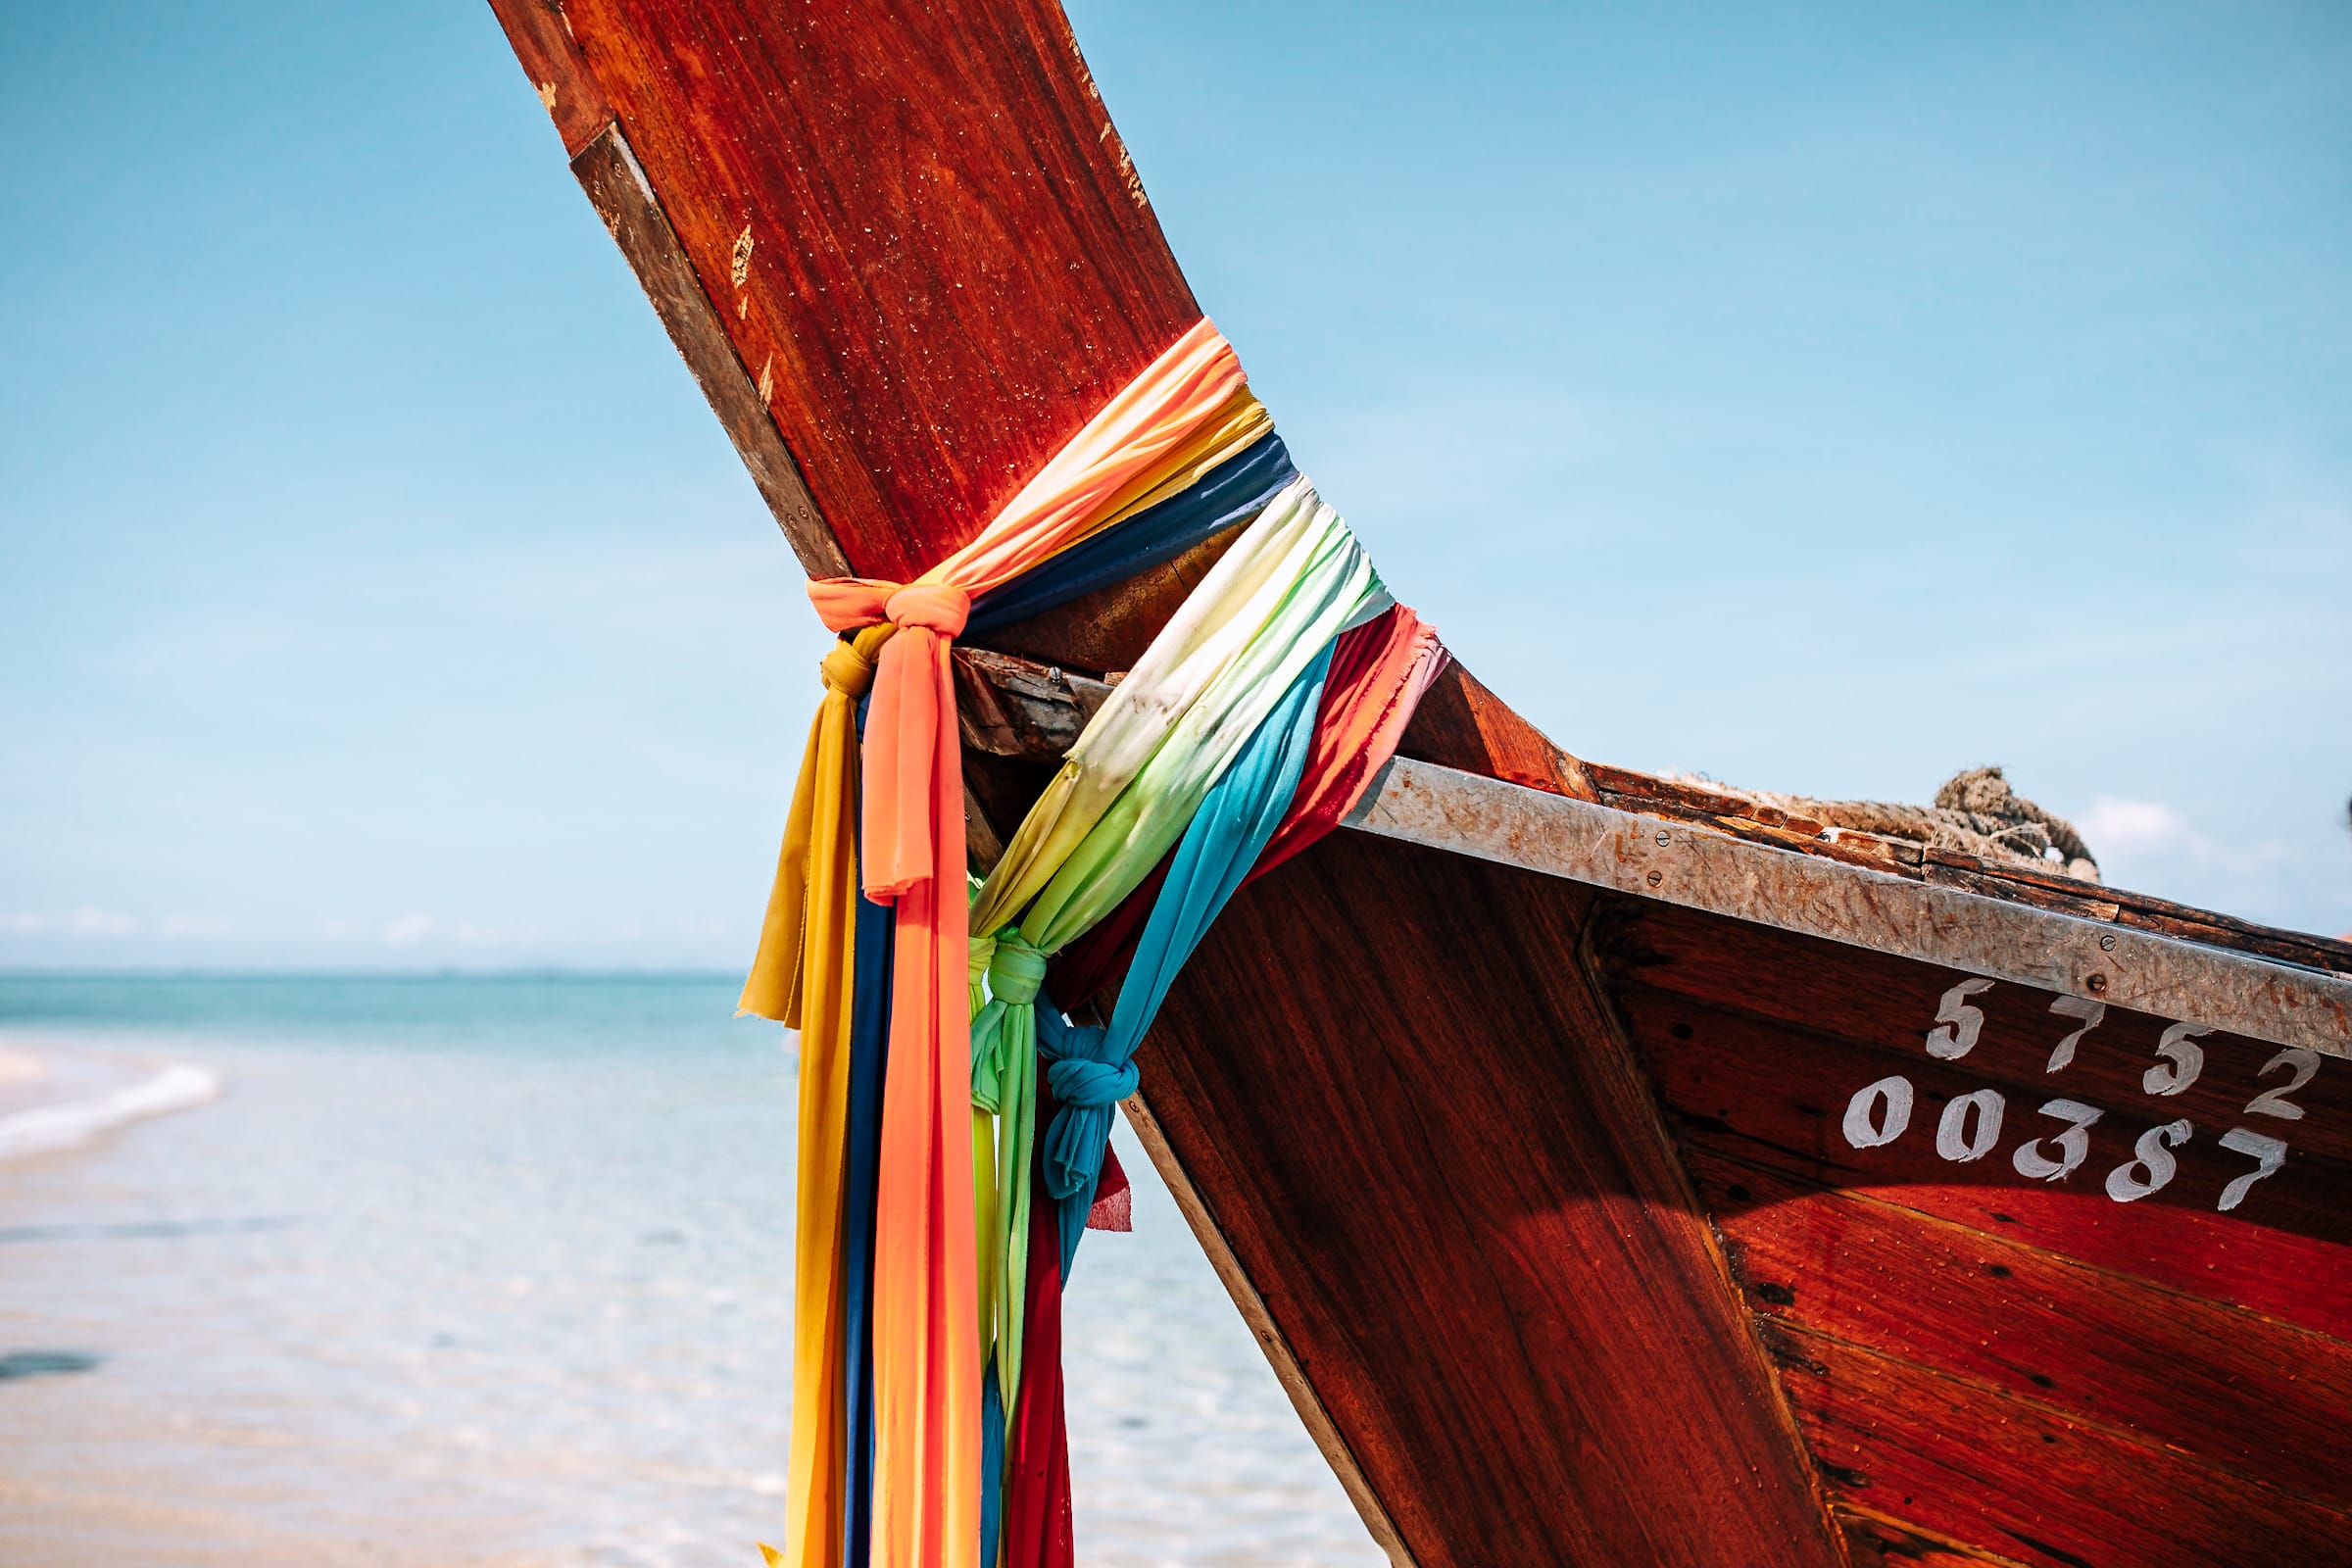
1033 995 1132 1201
1045 1056 1139 1108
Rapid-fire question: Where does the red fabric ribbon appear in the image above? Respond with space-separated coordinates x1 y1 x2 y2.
1003 1153 1074 1568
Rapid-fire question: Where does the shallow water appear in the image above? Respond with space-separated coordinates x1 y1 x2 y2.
0 975 1379 1568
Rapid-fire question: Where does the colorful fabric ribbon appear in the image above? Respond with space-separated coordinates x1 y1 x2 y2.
755 321 1252 1568
997 604 1446 1566
962 433 1296 638
1049 604 1448 1012
749 316 1446 1568
1035 640 1332 1264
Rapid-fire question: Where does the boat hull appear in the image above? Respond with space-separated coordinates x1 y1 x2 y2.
486 4 2352 1562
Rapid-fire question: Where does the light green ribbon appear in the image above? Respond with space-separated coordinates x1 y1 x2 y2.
968 930 1046 1424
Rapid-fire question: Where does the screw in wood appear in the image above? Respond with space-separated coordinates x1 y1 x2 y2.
1646 870 1664 887
2099 934 2117 952
2087 973 2109 995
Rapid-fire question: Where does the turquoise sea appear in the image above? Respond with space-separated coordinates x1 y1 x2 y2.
0 974 1376 1568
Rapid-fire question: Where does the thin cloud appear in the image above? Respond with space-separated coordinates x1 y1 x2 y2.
380 913 435 948
0 907 142 938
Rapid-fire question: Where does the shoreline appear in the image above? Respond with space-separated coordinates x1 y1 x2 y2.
0 1042 221 1163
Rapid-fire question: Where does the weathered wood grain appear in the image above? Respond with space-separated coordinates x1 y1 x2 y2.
566 125 845 574
1603 900 2352 1158
1139 831 1841 1568
1119 1093 1414 1567
1691 1148 2352 1504
1837 1507 2034 1568
548 0 1201 584
1780 1331 2352 1568
1396 662 1598 802
1579 759 2352 981
486 0 613 154
951 647 1113 760
1617 976 2352 1340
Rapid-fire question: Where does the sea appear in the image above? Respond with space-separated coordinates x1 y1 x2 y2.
0 974 1381 1568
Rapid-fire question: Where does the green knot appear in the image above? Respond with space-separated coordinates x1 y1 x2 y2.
986 934 1049 1006
967 933 997 994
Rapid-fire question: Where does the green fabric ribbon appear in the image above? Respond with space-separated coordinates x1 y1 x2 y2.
968 930 1045 1425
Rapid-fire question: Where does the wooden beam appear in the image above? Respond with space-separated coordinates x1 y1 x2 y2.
1119 1094 1416 1568
1345 757 2352 1058
566 124 848 576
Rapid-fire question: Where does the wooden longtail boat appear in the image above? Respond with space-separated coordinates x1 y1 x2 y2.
485 6 2352 1564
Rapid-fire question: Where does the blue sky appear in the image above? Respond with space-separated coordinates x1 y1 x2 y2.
3 0 2346 969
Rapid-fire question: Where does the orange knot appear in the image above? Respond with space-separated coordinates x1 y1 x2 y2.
884 583 970 637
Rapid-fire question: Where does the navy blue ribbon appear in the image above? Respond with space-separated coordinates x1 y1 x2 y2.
840 702 895 1568
963 434 1297 637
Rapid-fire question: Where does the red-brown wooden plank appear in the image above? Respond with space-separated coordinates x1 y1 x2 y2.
1838 1509 2034 1568
1690 1148 2352 1504
1780 1332 2351 1568
1140 833 1841 1568
547 0 1200 583
486 0 613 154
1601 899 2352 1166
1615 975 2352 1340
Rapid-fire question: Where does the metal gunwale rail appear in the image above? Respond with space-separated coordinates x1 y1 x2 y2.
1344 756 2352 1059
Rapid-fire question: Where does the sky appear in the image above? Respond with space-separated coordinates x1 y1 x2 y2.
2 0 2346 970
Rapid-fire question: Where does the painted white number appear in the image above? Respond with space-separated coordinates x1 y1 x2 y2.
2141 1022 2209 1098
2104 1118 2193 1202
2044 997 2105 1073
2012 1099 2104 1181
1926 978 1996 1060
2244 1048 2320 1120
1936 1089 2006 1162
1843 1075 1915 1150
2216 1128 2288 1212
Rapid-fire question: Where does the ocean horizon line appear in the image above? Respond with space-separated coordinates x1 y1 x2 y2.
0 965 745 983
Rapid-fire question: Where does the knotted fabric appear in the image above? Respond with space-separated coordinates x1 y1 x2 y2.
755 318 1250 1568
967 934 1045 1426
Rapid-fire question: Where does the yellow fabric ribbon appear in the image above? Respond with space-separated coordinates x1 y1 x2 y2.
740 623 890 1568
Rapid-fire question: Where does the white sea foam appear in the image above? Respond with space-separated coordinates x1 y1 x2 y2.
0 1059 221 1161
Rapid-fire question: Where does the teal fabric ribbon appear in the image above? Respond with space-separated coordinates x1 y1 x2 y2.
1034 640 1336 1275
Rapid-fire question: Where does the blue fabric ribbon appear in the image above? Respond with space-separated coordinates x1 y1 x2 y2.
840 703 895 1568
1032 640 1335 1276
962 434 1297 637
979 1362 1004 1568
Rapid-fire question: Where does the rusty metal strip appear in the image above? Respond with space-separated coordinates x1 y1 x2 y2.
567 125 850 578
1345 757 2352 1058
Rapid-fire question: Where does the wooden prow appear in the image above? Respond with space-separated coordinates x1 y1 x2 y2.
483 6 2352 1566
483 5 1840 1562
